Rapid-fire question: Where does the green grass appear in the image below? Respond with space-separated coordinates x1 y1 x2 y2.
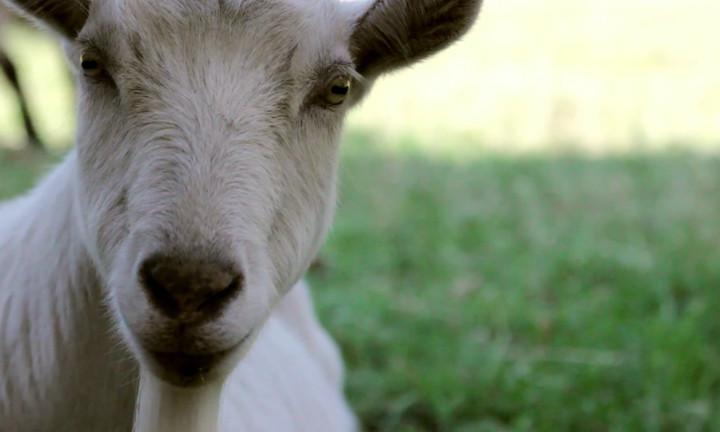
0 149 57 200
5 134 719 431
306 133 720 431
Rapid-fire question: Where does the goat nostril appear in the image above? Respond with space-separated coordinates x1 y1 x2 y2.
139 263 181 318
197 275 243 314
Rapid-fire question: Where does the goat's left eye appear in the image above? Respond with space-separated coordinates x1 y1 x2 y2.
325 77 351 105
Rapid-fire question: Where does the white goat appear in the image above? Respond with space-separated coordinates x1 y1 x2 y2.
0 0 482 431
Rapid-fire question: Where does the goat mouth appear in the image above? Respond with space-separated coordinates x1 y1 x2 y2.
149 351 226 385
146 334 251 386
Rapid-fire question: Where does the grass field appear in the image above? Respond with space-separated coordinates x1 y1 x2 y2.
316 136 720 431
1 0 720 430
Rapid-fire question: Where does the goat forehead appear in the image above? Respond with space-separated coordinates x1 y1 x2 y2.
85 0 351 78
99 0 344 38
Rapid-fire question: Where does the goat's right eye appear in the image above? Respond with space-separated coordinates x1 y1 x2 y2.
80 54 103 78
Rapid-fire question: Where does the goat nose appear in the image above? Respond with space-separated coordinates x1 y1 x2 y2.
139 256 243 320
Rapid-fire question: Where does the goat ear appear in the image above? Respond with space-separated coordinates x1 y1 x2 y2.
4 0 90 38
350 0 482 78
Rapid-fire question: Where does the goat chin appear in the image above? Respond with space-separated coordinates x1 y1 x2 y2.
133 370 224 432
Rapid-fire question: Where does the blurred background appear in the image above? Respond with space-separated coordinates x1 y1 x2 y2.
2 0 720 430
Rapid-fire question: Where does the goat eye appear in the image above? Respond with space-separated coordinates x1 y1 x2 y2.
80 54 103 77
325 77 351 106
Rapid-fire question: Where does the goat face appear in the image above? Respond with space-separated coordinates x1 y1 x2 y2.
7 0 482 386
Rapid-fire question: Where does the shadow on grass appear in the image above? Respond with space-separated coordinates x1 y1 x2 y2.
2 130 720 431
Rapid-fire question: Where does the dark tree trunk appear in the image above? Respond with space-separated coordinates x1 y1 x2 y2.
0 46 45 151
